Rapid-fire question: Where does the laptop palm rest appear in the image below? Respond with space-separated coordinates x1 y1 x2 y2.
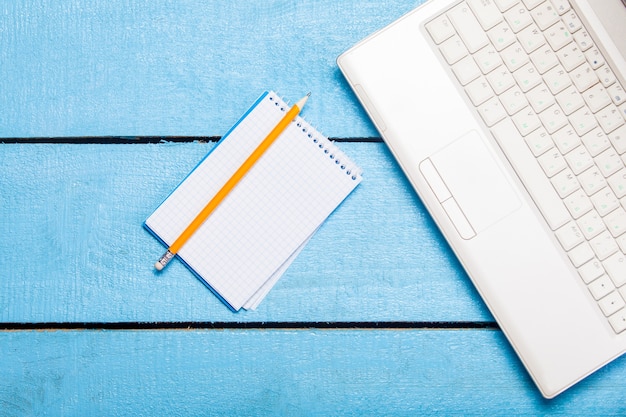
420 130 521 239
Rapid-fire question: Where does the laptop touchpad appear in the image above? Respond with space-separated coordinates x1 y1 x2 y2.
420 130 520 239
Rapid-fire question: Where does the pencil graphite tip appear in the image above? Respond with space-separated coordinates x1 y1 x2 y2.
295 93 310 110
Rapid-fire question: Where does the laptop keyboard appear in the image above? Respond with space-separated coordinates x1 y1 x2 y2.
426 0 626 334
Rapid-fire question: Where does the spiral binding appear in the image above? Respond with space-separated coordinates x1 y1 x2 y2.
269 92 362 181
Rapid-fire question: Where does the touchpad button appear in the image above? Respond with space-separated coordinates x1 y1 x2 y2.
428 130 520 235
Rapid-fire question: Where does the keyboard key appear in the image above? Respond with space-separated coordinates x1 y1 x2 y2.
491 118 570 229
571 107 598 136
544 65 571 94
552 124 580 153
504 5 534 33
513 62 542 92
530 45 559 74
556 86 584 115
607 170 626 198
468 0 503 30
527 84 555 113
448 3 490 53
478 97 507 126
486 67 516 94
521 0 543 10
512 106 542 135
574 30 593 52
603 251 626 286
426 14 456 44
603 207 626 237
549 0 570 15
578 210 605 239
538 148 567 177
474 45 504 74
562 10 582 33
487 21 517 51
585 48 605 70
517 24 546 53
499 85 529 115
581 127 610 156
609 125 626 154
531 2 560 30
494 0 518 12
501 42 529 71
571 63 599 92
596 65 616 88
564 189 593 218
568 241 594 267
545 21 572 51
608 83 625 106
538 104 568 133
590 230 619 260
591 187 620 217
440 35 469 64
588 274 615 300
582 84 611 113
465 76 495 105
556 42 586 72
556 220 584 250
525 127 554 156
578 167 607 195
564 145 593 175
578 257 605 283
608 308 626 333
598 291 625 316
596 148 624 178
453 56 482 85
596 105 625 134
551 168 580 198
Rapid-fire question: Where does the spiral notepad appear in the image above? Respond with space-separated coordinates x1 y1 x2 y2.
144 91 362 311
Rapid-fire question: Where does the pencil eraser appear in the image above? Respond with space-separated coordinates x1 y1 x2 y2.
154 261 164 271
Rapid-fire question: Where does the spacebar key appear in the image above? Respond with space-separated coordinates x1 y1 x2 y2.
491 119 570 230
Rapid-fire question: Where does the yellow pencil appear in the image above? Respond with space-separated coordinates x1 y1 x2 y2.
155 93 311 271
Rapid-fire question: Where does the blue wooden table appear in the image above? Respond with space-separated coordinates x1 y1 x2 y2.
1 1 625 415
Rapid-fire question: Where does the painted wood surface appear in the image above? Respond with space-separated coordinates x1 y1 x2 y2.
0 0 420 139
0 142 487 323
2 0 626 414
2 330 626 416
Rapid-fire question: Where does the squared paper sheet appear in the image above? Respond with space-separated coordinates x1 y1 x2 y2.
145 91 362 310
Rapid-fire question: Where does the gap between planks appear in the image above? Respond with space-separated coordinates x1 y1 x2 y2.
0 322 499 331
0 136 383 144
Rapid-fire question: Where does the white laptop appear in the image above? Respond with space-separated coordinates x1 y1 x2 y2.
338 0 626 398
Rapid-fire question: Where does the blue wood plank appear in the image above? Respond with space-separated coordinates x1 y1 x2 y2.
0 143 489 323
0 0 422 139
1 330 625 415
